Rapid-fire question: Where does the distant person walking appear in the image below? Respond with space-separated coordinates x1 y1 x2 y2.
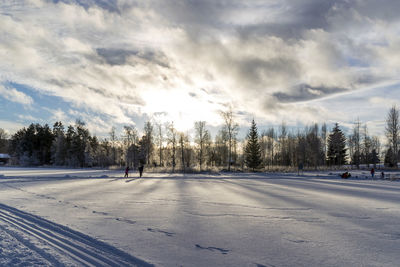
138 165 144 178
124 166 129 178
371 168 375 178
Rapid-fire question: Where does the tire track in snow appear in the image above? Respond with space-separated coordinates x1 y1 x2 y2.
0 203 153 267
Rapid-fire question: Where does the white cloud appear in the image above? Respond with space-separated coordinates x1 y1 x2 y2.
0 0 399 136
0 120 26 135
17 114 36 121
0 85 33 106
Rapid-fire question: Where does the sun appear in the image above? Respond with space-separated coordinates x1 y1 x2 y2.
141 88 222 132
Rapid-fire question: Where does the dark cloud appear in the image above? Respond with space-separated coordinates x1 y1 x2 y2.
96 48 138 65
355 74 383 86
96 48 170 68
147 0 232 28
88 87 144 105
273 84 347 103
46 79 75 88
332 0 400 22
144 0 346 40
146 0 400 41
234 57 300 87
236 1 339 39
51 0 120 13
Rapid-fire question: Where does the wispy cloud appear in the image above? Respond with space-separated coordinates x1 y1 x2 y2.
0 85 33 106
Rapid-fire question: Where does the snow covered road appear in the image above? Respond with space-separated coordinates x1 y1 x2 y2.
0 168 400 266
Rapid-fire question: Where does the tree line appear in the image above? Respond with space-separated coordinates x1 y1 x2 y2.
0 106 399 171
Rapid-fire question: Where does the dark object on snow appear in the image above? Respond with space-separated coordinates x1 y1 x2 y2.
371 168 375 178
0 154 10 164
341 172 351 179
138 165 144 178
124 166 129 178
381 171 385 179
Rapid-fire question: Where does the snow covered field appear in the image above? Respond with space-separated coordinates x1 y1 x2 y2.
0 167 400 266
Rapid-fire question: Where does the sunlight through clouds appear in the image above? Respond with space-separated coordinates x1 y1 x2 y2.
0 0 399 135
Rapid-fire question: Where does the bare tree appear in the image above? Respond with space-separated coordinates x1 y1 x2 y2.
385 105 400 168
213 129 228 167
362 124 372 167
278 122 289 166
351 119 361 169
178 132 189 172
220 108 239 171
347 134 355 167
194 121 210 171
167 122 177 172
143 121 154 165
306 123 322 169
321 123 327 166
155 123 163 167
109 126 117 165
123 126 138 168
297 130 306 168
266 127 275 168
260 131 267 167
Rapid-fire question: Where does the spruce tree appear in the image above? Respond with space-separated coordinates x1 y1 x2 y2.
385 105 399 168
327 123 347 165
245 119 262 171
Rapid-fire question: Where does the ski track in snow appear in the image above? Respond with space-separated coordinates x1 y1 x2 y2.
0 203 153 267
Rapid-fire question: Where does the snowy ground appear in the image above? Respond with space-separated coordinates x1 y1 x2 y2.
0 167 400 266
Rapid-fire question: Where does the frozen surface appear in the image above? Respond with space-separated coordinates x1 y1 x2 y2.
1 167 400 266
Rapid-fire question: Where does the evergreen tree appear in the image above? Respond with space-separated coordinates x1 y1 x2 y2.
37 124 54 165
371 149 380 167
245 119 262 171
327 123 347 165
75 120 90 167
384 148 395 167
385 105 399 168
10 123 54 165
51 121 66 165
0 128 8 153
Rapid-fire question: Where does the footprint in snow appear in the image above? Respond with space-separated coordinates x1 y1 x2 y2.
195 244 229 254
284 238 310 244
92 211 109 216
147 228 175 237
115 218 136 224
255 263 276 267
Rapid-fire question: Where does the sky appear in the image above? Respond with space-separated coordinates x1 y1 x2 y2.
0 0 400 139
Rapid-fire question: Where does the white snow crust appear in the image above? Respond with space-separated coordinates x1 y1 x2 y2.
1 167 400 266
